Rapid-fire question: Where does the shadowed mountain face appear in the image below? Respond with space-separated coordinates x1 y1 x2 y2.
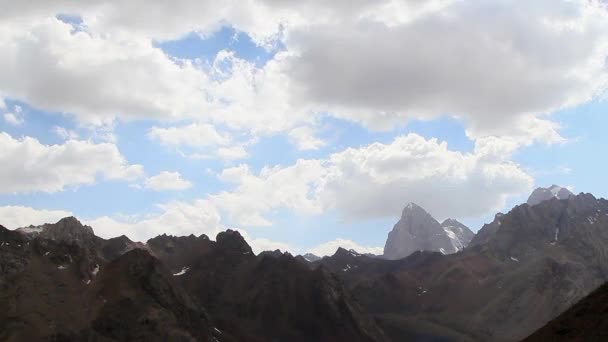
148 230 388 342
383 203 473 259
320 193 608 341
0 223 216 342
523 281 608 341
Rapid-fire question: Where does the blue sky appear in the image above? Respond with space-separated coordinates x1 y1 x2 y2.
1 1 607 255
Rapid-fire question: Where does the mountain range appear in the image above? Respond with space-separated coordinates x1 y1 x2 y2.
1 185 608 341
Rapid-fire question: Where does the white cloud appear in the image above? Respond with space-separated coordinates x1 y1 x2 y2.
211 161 325 226
3 105 24 125
218 145 248 160
85 199 223 242
0 132 143 194
280 0 608 143
148 123 229 148
144 171 193 191
288 126 325 150
0 18 210 126
212 134 533 225
3 112 23 126
0 205 72 229
308 238 383 257
52 126 79 140
1 1 603 151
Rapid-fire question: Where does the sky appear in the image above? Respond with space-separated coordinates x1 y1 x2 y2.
1 0 608 256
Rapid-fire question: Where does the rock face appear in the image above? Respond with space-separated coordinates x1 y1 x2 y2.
383 203 473 259
441 218 475 251
527 184 573 206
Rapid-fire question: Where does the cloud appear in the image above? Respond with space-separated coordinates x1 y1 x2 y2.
0 132 143 194
52 126 79 140
144 171 193 191
148 123 229 148
0 205 72 229
211 161 325 226
149 122 249 161
0 18 210 126
288 126 325 150
85 199 223 242
279 0 608 143
3 105 24 125
212 134 533 224
308 238 383 257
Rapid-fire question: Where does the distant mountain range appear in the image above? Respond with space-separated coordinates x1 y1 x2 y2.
1 185 607 341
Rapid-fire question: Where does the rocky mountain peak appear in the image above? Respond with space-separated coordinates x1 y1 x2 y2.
216 229 253 255
401 202 430 217
527 184 574 206
384 203 473 259
302 253 321 262
36 216 95 243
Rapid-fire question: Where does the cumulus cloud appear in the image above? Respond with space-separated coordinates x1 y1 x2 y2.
307 238 383 257
144 171 193 191
0 18 210 125
213 134 533 225
2 1 604 150
85 199 223 241
212 161 325 226
0 205 72 229
3 105 24 125
148 123 229 148
0 132 143 194
52 126 79 140
288 126 325 150
282 0 608 142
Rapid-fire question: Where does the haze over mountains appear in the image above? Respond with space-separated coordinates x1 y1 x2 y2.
2 185 608 341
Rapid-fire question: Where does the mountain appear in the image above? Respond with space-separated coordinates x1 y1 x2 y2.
441 218 475 251
527 184 573 206
523 281 608 341
320 193 608 341
302 253 321 262
383 203 473 259
149 230 388 342
0 223 218 341
1 219 387 342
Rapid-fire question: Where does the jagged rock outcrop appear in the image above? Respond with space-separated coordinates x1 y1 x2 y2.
383 203 473 259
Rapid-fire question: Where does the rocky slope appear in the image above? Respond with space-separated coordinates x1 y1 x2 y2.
383 203 473 259
523 281 608 341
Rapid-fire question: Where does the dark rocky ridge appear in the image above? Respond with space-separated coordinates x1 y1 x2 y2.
1 219 386 342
